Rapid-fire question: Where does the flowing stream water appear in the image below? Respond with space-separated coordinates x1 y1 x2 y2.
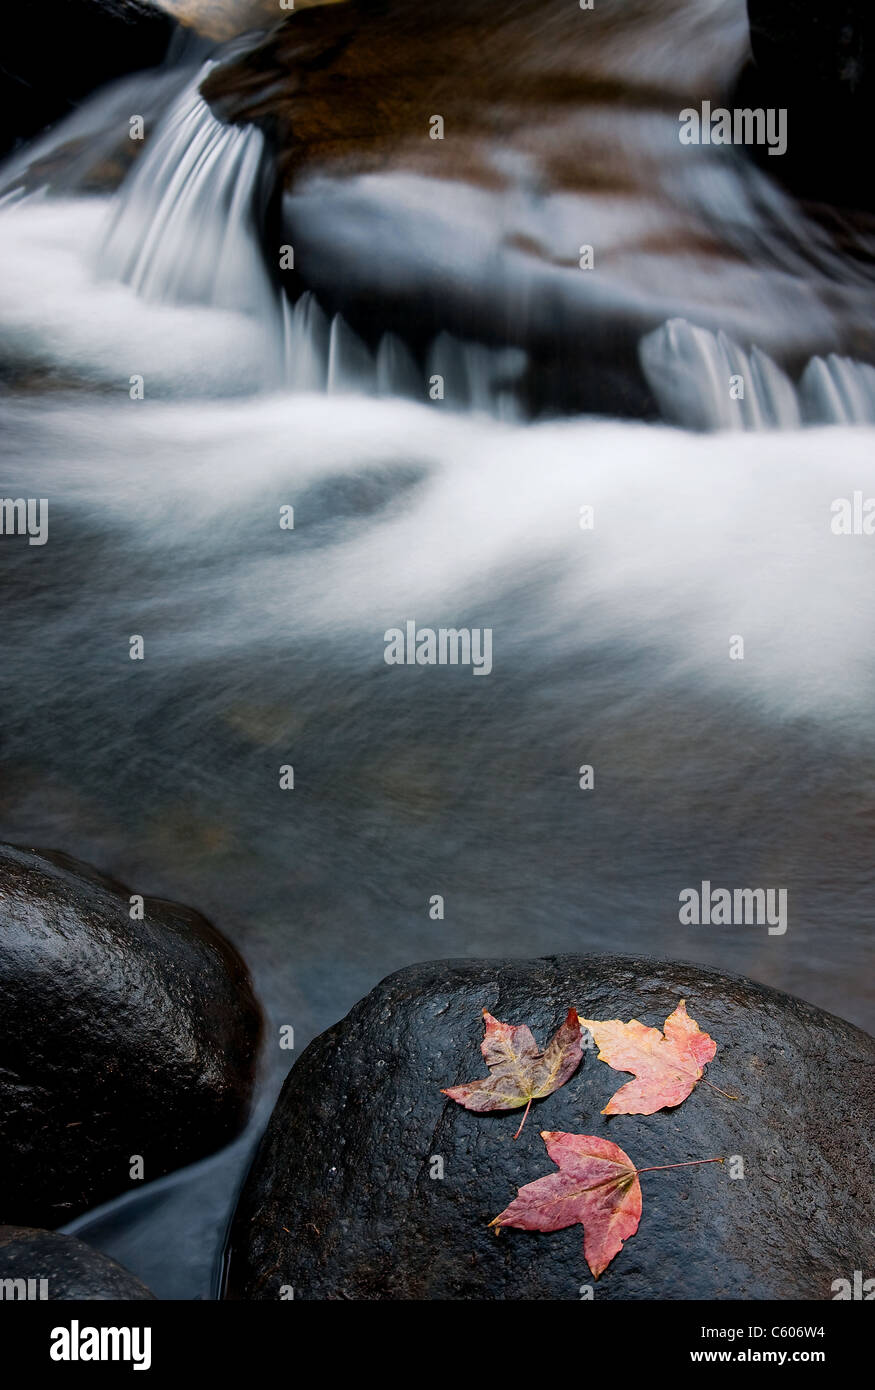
1 37 874 1298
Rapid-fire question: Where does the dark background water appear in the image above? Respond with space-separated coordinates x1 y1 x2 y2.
2 394 873 1047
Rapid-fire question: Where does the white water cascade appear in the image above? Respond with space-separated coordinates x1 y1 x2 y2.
96 65 528 413
10 59 875 427
641 318 875 430
99 65 276 320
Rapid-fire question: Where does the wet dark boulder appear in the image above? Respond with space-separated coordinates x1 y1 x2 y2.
0 1226 155 1300
0 843 262 1228
0 2 177 157
742 1 875 209
226 954 875 1300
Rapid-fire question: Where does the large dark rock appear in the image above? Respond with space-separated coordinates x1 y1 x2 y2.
226 955 875 1300
0 1226 155 1300
201 0 875 418
0 2 177 157
742 1 875 208
0 843 262 1228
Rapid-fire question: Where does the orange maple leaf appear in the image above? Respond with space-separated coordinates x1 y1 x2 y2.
441 1008 582 1137
491 1130 724 1278
581 998 723 1115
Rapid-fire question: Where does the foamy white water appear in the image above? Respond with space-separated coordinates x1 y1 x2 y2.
0 156 873 727
0 197 276 394
4 387 874 726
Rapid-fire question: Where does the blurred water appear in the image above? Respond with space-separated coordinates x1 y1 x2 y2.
642 319 875 429
2 364 874 1039
100 66 275 320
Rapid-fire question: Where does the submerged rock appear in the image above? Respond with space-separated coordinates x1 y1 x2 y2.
226 954 875 1300
0 1226 155 1300
0 843 262 1228
201 0 875 417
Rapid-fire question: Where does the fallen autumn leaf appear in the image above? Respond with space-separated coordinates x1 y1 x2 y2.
491 1130 724 1278
581 998 729 1115
441 1007 583 1137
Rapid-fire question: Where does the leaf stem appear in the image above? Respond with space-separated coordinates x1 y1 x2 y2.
701 1078 740 1101
513 1097 533 1140
635 1157 725 1175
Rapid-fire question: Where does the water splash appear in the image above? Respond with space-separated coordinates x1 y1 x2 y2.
641 318 875 430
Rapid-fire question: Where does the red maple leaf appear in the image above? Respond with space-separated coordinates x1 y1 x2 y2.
491 1131 723 1277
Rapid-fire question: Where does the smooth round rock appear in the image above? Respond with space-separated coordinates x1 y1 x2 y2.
226 954 874 1300
0 1226 155 1300
0 842 263 1228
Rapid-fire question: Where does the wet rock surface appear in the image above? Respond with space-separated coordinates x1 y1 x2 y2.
0 843 262 1228
226 954 875 1300
0 1225 155 1299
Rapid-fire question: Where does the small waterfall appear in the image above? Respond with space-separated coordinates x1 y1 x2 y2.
282 291 527 416
98 65 528 414
798 355 875 425
641 318 875 430
100 64 276 320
